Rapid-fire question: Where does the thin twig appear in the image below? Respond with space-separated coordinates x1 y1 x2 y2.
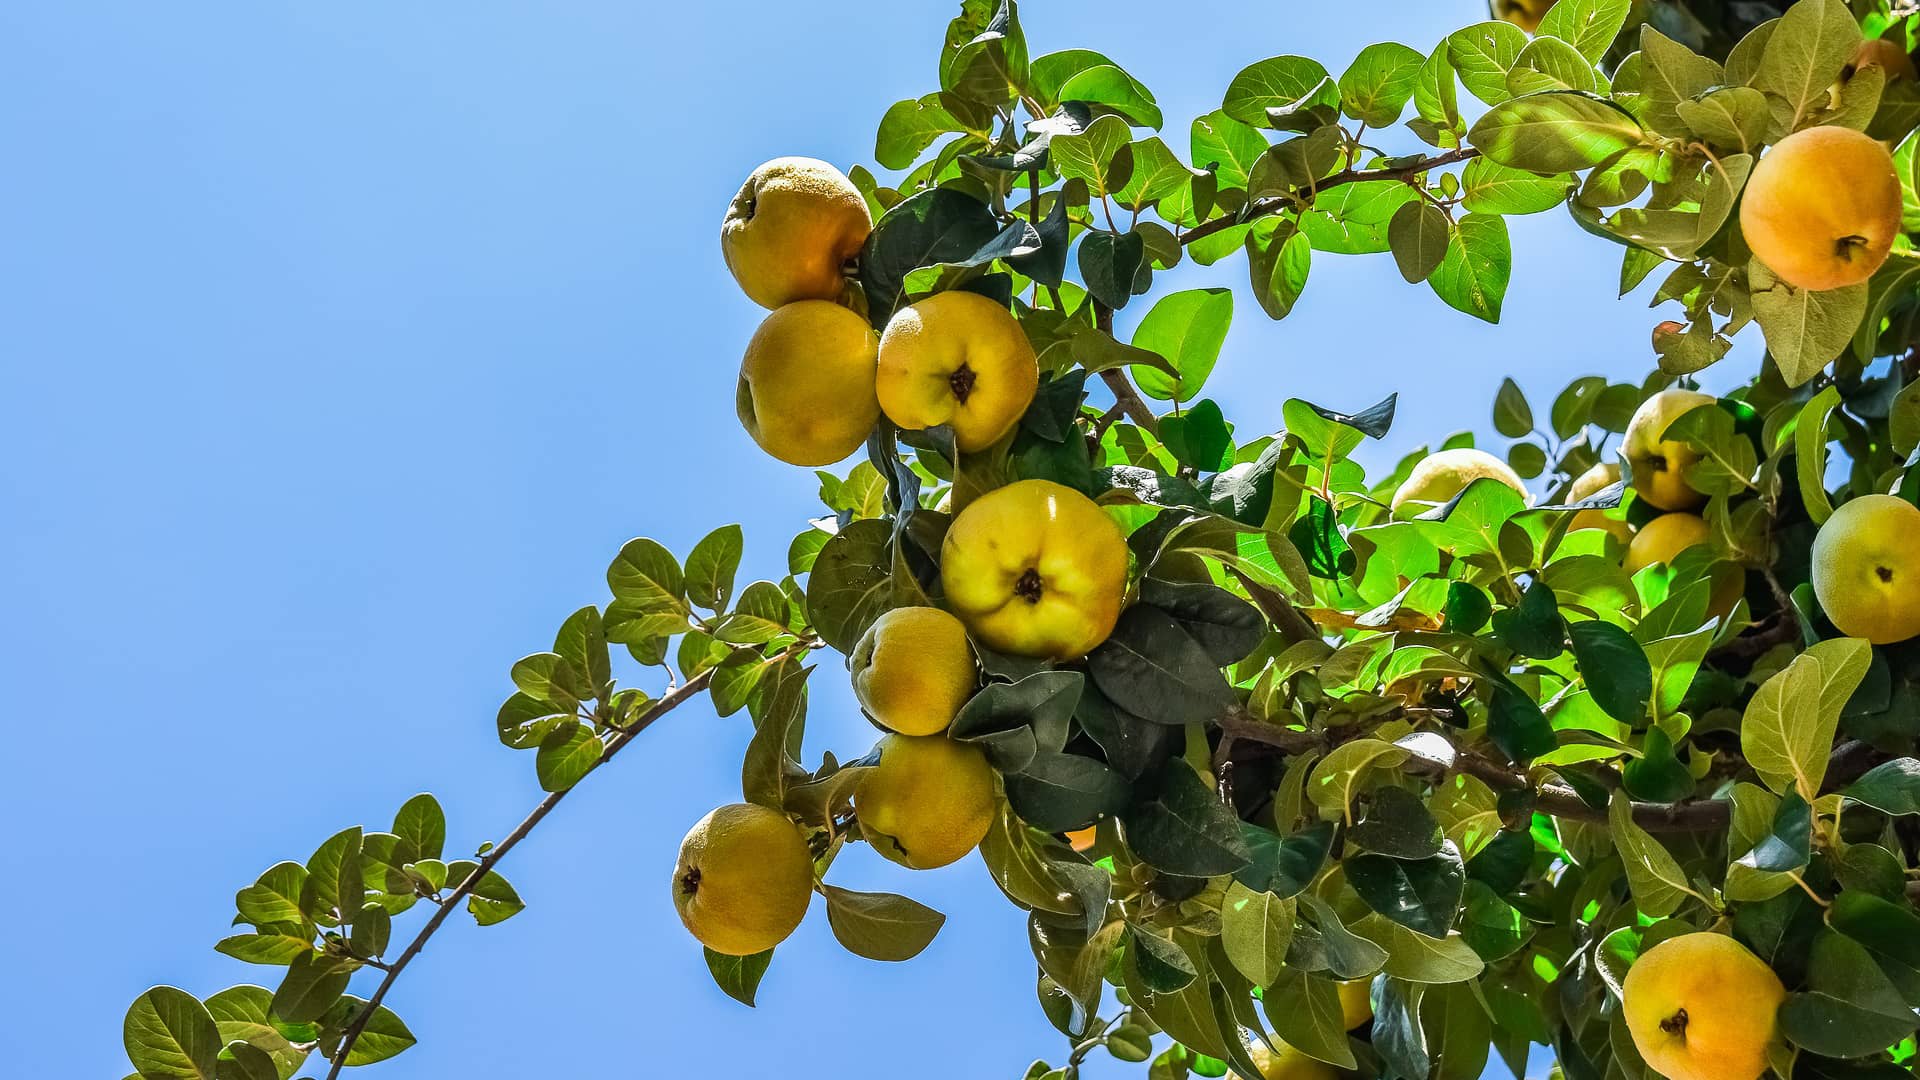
1091 301 1159 433
1179 146 1481 248
324 638 820 1077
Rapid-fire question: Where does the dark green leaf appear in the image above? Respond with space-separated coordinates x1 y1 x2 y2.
1567 620 1651 723
1088 607 1235 726
1136 578 1264 666
704 947 772 1007
1125 761 1252 876
1004 752 1129 832
1347 842 1466 938
124 987 221 1080
821 884 945 962
1350 786 1445 860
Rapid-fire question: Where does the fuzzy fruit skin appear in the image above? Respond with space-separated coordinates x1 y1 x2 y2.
1490 0 1554 33
849 607 976 736
1567 461 1633 541
1622 932 1785 1080
1337 978 1373 1030
940 479 1131 660
876 291 1039 452
1623 389 1715 511
672 803 814 956
1627 512 1713 574
1740 126 1902 292
1238 1041 1339 1080
854 734 996 869
1852 38 1918 83
736 300 880 466
721 157 871 309
1389 447 1527 514
1812 494 1920 644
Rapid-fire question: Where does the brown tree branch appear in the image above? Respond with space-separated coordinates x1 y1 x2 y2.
1090 300 1160 434
1179 146 1481 248
324 637 820 1078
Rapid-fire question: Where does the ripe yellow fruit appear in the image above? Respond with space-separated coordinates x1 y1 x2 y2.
1621 932 1785 1080
1238 1041 1339 1080
1491 0 1555 33
1740 126 1902 292
736 300 880 467
941 479 1131 659
1811 494 1920 644
1626 513 1713 574
850 606 977 736
1851 38 1917 84
1389 447 1527 515
672 803 814 956
855 734 997 869
1566 462 1632 541
1337 978 1373 1030
876 290 1040 452
721 157 871 309
1623 388 1714 511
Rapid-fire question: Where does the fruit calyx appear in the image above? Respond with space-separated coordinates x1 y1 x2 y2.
948 362 977 404
1836 234 1870 260
679 867 702 896
1659 1008 1688 1039
1014 567 1044 603
1877 564 1895 583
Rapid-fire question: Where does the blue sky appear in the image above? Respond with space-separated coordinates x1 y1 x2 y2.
1 3 1757 1077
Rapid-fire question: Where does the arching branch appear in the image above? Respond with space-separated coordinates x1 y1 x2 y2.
1178 146 1482 248
324 636 821 1078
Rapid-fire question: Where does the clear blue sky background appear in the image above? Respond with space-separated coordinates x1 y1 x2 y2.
2 3 1757 1077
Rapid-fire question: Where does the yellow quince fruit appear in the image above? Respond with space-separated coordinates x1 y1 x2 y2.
721 156 870 309
855 733 996 869
1812 494 1920 644
941 479 1131 660
1740 126 1901 292
1236 1041 1339 1080
1626 512 1712 574
850 606 977 736
877 290 1040 451
1621 932 1784 1080
1390 447 1527 515
672 803 814 956
1623 388 1714 511
736 300 880 467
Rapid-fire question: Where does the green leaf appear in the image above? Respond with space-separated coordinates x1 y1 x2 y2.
1189 110 1267 190
1427 213 1510 323
1107 1024 1155 1062
1349 786 1444 859
1300 180 1416 255
1245 217 1312 320
1262 967 1357 1068
950 669 1080 774
1637 25 1725 134
1844 758 1920 816
391 794 445 864
1742 637 1873 798
204 986 306 1079
1306 739 1409 820
1675 85 1771 151
1050 113 1135 198
1488 682 1557 763
1388 201 1450 283
456 864 525 926
1058 64 1163 128
1608 790 1692 916
1157 399 1235 473
218 1041 278 1080
1004 752 1129 832
875 94 964 170
1347 843 1466 938
124 987 221 1080
704 947 772 1007
1130 288 1233 401
1755 0 1861 131
1087 607 1235 726
1128 926 1199 993
1220 882 1295 987
350 903 391 960
1779 930 1919 1057
1125 760 1252 876
1461 158 1573 215
1223 56 1339 129
606 537 686 615
1299 894 1391 980
1796 385 1843 526
805 518 895 654
1339 42 1425 127
1447 22 1529 106
821 884 945 961
1468 91 1644 173
303 827 363 928
269 953 352 1025
1235 820 1335 897
1508 36 1599 95
1751 264 1870 388
685 524 745 611
327 998 415 1065
1349 914 1484 983
1079 228 1146 310
1492 581 1563 659
1736 789 1812 873
1567 620 1652 723
1537 0 1632 63
235 862 310 931
213 933 313 966
858 186 1002 326
535 723 601 792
